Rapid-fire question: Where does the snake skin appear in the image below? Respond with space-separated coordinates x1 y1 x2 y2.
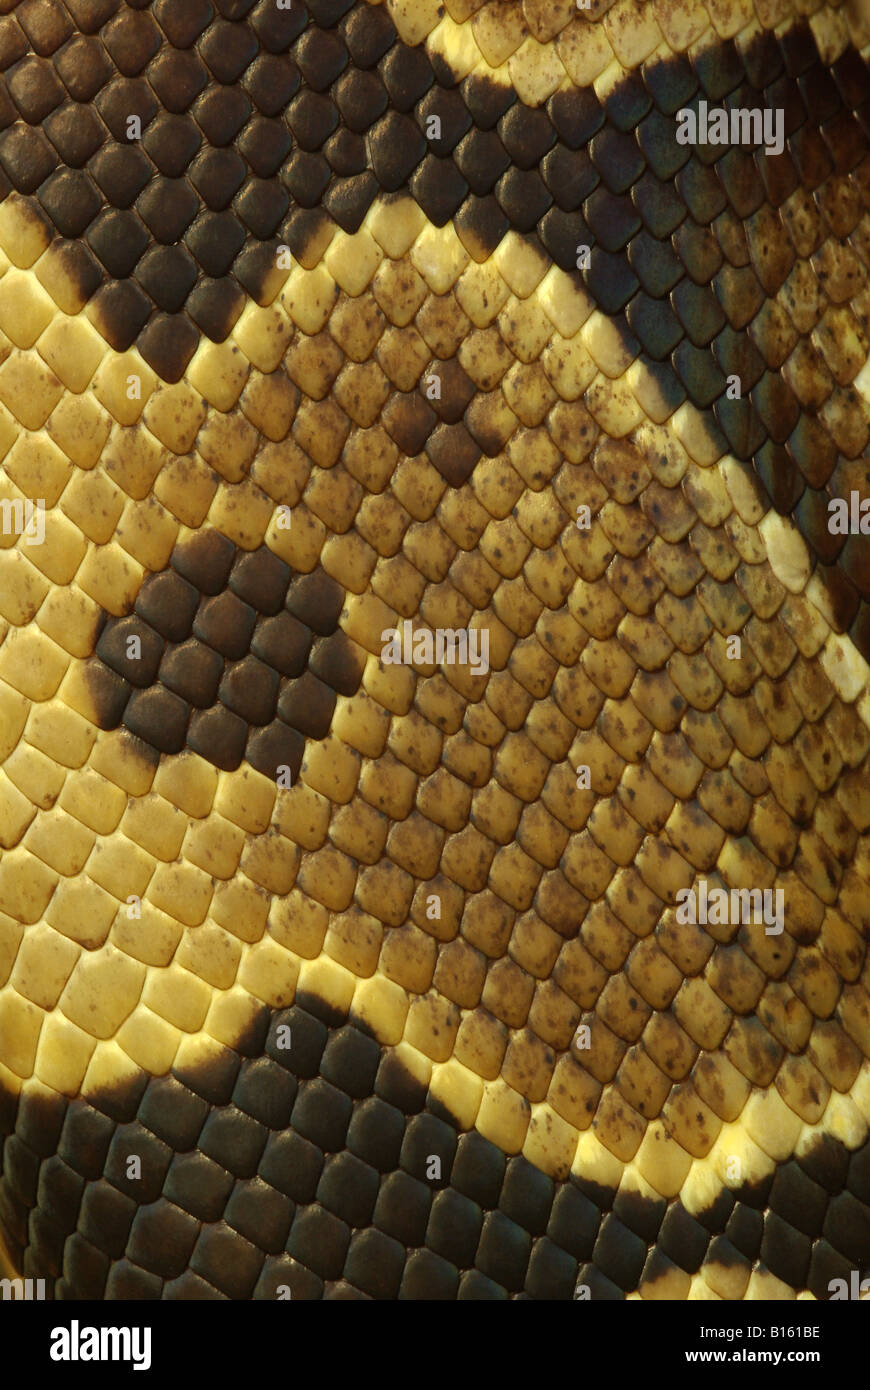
0 0 869 1301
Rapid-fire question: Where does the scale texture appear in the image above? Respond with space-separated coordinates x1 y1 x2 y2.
0 0 869 1301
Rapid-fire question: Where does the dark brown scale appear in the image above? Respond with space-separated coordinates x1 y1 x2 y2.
230 546 292 615
147 48 209 112
799 65 841 126
750 371 801 443
159 640 224 708
280 205 332 262
344 1229 405 1297
288 89 339 151
0 18 32 72
233 238 288 300
173 529 236 595
240 116 292 178
282 150 331 206
454 128 509 196
194 84 252 145
296 26 348 92
87 278 151 350
44 239 103 309
95 75 158 141
767 82 806 154
320 1152 381 1229
713 263 766 332
199 19 258 85
548 86 604 146
341 3 394 69
188 146 247 208
8 56 65 123
43 103 103 167
136 177 199 243
86 208 149 277
842 534 870 595
410 153 467 225
537 204 585 272
368 109 425 190
373 1171 430 1246
308 631 366 696
38 167 101 237
541 145 597 211
187 705 248 770
590 124 645 195
143 112 201 177
140 312 201 378
153 0 213 47
832 47 870 109
613 1184 665 1245
498 103 555 170
307 0 355 25
245 720 305 781
754 440 804 515
81 656 131 729
788 413 838 487
428 358 475 425
673 221 723 285
95 617 164 688
89 143 151 207
815 562 860 634
675 340 727 411
78 1182 137 1260
126 1199 200 1280
243 53 300 116
251 0 307 53
136 571 200 643
426 421 481 488
16 0 73 58
102 9 161 77
322 170 377 232
382 391 436 455
585 187 640 253
277 670 336 739
417 86 471 156
380 43 432 112
454 194 509 261
717 148 767 219
476 1210 534 1292
185 210 246 275
134 242 198 313
605 72 652 131
712 334 763 413
822 109 866 175
463 73 515 131
215 0 258 20
185 275 245 339
634 169 685 239
671 280 727 347
693 40 743 102
124 687 191 754
216 656 277 728
285 571 345 635
234 176 289 238
195 591 258 661
324 127 367 177
790 122 834 186
62 0 119 36
164 1152 234 1225
251 611 312 679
